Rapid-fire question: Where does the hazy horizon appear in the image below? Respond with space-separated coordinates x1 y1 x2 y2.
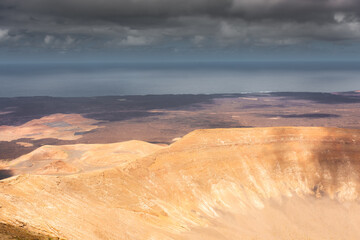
2 1 360 97
1 61 360 97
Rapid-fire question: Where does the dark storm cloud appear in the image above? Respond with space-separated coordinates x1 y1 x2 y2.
3 0 359 21
1 0 360 51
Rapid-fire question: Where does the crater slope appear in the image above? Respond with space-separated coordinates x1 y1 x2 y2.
1 127 360 240
7 140 165 175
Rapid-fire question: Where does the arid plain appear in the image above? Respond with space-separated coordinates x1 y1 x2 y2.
1 92 360 239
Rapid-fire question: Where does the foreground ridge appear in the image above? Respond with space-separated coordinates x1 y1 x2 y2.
1 127 360 240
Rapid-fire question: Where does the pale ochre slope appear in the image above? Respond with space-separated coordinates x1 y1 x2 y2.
8 140 165 175
0 114 99 142
1 127 360 240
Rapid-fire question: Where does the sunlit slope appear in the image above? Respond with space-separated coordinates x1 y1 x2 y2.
8 140 165 175
1 127 360 239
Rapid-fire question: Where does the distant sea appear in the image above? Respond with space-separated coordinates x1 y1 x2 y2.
1 61 360 97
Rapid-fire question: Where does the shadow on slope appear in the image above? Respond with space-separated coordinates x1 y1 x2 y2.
0 223 60 240
0 169 13 180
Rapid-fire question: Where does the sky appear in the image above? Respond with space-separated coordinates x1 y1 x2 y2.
1 0 360 62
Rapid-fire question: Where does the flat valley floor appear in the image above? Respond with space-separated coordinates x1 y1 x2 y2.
2 91 360 163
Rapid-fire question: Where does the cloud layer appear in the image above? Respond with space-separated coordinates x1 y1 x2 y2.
1 0 360 58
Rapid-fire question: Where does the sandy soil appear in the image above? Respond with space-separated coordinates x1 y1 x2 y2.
0 127 360 239
0 113 99 142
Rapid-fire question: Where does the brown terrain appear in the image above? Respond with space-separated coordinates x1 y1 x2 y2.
2 92 360 161
0 127 360 239
1 92 360 239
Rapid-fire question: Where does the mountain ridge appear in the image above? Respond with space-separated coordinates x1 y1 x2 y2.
1 127 360 239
